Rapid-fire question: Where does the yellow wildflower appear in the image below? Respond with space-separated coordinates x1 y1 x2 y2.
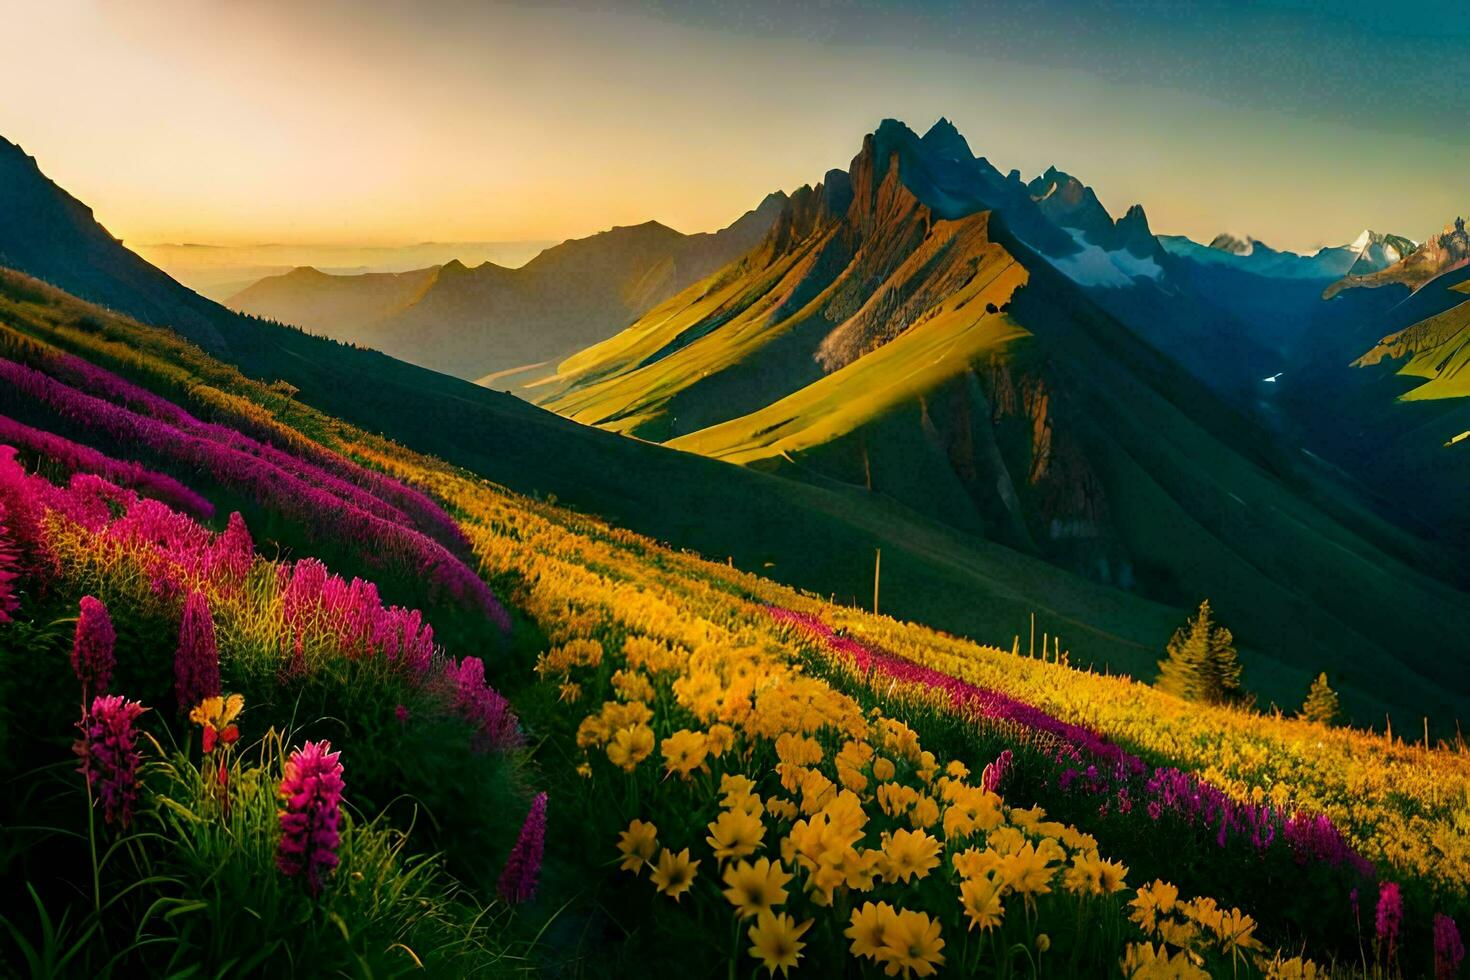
706 722 736 757
606 724 654 772
1131 879 1180 932
707 807 765 860
1120 941 1209 979
880 909 945 978
959 873 1005 931
650 847 699 901
996 841 1057 899
746 911 812 977
661 729 709 779
881 828 941 884
616 819 658 873
722 858 792 919
846 900 899 961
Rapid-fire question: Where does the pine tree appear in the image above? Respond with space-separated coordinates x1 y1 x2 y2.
1301 672 1340 726
1156 600 1247 705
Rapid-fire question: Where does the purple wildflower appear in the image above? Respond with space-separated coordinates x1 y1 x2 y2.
72 596 116 699
174 591 221 712
445 656 521 752
1375 881 1403 954
0 413 212 518
498 792 547 903
276 740 345 897
395 703 410 726
73 694 148 827
981 749 1012 793
1436 914 1464 980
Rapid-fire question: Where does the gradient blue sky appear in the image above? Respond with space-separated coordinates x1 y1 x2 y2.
2 0 1464 251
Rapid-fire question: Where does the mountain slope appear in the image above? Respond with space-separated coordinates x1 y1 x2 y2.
537 119 1470 722
1354 282 1470 401
229 197 786 384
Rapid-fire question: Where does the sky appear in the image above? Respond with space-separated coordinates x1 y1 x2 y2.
2 0 1466 252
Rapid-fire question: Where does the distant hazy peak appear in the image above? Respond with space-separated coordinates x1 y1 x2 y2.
1208 233 1258 256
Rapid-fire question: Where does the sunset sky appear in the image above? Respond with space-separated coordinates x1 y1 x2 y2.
4 0 1465 252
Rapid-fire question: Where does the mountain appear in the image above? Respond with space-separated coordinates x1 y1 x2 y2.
1354 281 1470 401
1159 229 1417 281
1324 216 1469 298
534 118 1470 722
228 197 787 384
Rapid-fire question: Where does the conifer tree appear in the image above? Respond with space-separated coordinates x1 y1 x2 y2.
1301 671 1340 726
1156 600 1247 705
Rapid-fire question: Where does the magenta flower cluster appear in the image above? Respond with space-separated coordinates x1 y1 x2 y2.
0 413 213 519
1436 913 1465 980
175 590 221 712
73 693 148 827
276 740 345 896
0 357 506 628
981 749 1012 792
44 352 470 555
498 791 547 903
1375 881 1402 952
445 656 522 752
9 438 519 757
72 595 116 699
277 558 437 674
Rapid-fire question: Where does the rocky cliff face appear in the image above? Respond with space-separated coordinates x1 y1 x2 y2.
1325 216 1469 298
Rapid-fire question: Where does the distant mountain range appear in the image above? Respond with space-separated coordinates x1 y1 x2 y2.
1159 228 1417 281
136 240 556 301
228 198 786 383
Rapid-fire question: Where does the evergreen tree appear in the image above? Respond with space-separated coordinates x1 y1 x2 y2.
1301 672 1340 726
1156 600 1247 705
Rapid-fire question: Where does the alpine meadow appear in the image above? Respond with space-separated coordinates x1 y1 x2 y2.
0 3 1467 978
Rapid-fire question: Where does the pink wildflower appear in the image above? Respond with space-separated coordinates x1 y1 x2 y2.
73 694 148 827
981 749 1012 793
1436 914 1465 980
174 591 221 712
72 596 116 699
277 740 345 896
211 511 254 581
445 656 521 752
1375 881 1403 954
498 792 547 903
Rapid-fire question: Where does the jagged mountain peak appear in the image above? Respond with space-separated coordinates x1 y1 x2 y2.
920 116 973 161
